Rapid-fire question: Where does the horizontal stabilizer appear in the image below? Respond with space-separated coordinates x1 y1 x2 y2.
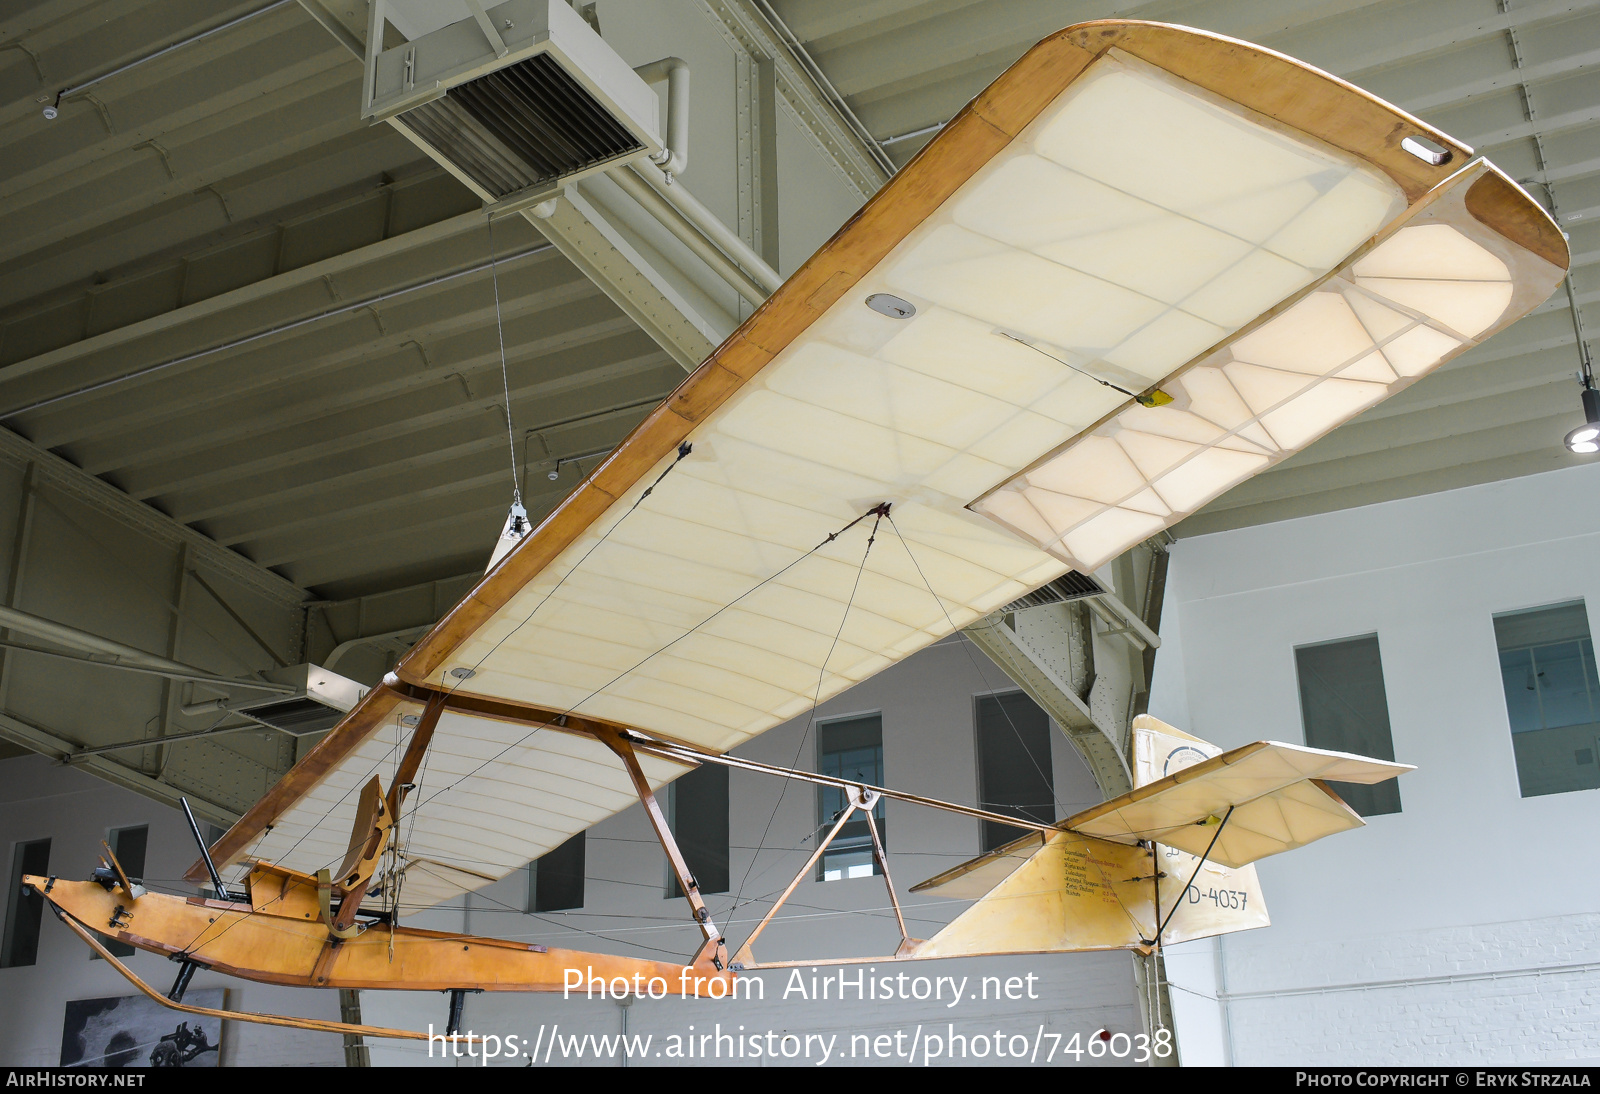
910 829 1270 957
910 831 1045 898
1064 741 1412 868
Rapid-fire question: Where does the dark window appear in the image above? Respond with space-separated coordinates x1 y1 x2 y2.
95 826 148 959
1494 601 1600 798
976 692 1056 851
1295 635 1401 816
2 839 49 967
529 833 585 912
817 715 884 881
668 763 728 898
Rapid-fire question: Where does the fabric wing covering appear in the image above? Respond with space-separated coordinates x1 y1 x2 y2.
204 22 1566 908
241 696 693 911
1063 741 1414 869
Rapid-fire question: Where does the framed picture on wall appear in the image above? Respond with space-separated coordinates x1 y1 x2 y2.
60 989 224 1067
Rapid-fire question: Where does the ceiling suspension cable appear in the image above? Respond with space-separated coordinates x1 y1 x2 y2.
485 214 529 553
1504 2 1600 452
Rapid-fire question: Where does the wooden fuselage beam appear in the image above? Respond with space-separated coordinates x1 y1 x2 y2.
29 875 732 996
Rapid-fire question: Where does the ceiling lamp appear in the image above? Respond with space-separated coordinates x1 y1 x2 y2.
1565 384 1600 455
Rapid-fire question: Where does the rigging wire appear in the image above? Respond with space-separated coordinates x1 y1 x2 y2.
884 513 1066 817
401 860 689 960
243 486 1081 958
729 506 885 930
411 497 887 812
997 332 1143 402
446 441 695 697
485 212 522 508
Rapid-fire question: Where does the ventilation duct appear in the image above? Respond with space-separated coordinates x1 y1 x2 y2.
226 664 368 737
1002 572 1105 612
363 0 662 204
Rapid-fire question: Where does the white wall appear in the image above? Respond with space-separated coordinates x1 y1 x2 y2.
1152 461 1600 1066
0 756 345 1067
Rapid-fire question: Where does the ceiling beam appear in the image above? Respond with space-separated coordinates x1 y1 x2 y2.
57 264 598 470
0 203 498 398
172 364 661 528
0 422 302 609
697 0 892 199
293 0 363 57
208 394 665 550
1404 45 1600 114
127 344 672 506
963 613 1132 798
0 30 364 268
1471 101 1600 148
524 188 720 371
1311 0 1600 80
0 706 240 827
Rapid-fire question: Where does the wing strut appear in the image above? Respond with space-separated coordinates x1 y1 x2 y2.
860 793 922 957
386 695 445 823
733 787 868 966
596 727 728 971
731 784 918 967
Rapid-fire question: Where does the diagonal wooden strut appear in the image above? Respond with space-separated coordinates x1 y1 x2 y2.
860 796 920 955
732 787 871 967
595 727 727 970
386 695 445 823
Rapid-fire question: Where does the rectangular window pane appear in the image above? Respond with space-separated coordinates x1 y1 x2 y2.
1494 600 1600 798
1499 647 1542 733
95 826 148 959
976 692 1056 851
817 715 884 881
1531 643 1584 728
1295 634 1401 816
2 839 50 968
668 763 728 898
531 832 585 912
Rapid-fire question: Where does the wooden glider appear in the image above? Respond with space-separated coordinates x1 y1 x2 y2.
37 20 1562 1039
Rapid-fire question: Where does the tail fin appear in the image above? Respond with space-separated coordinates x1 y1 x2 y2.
1132 714 1221 788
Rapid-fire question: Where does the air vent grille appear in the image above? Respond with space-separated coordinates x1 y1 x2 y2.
237 697 345 736
399 52 644 198
1002 572 1104 612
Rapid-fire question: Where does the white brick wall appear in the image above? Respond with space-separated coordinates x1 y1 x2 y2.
1221 914 1600 1065
1152 463 1600 1066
